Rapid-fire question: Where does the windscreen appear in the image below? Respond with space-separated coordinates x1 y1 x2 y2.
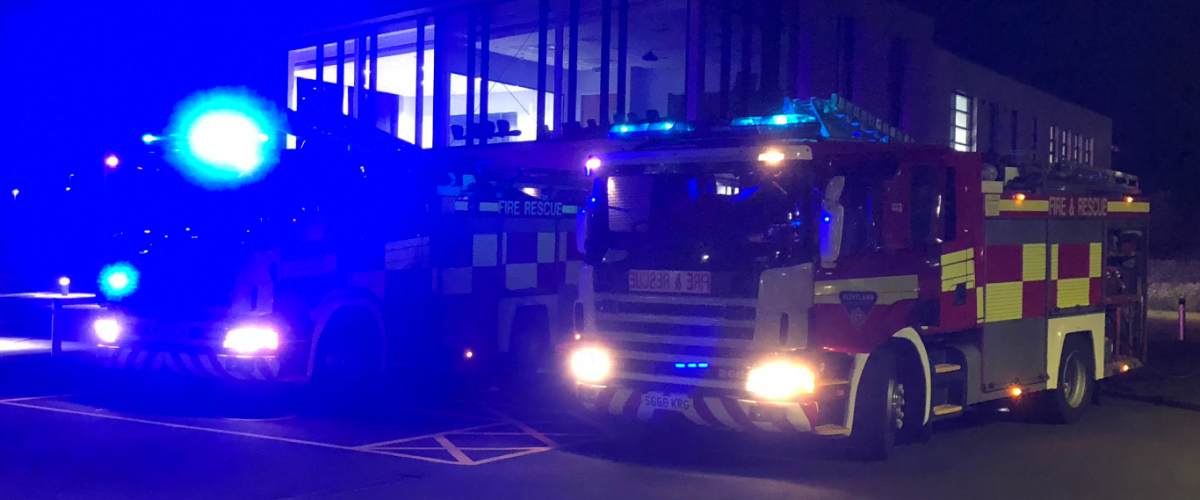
586 163 816 274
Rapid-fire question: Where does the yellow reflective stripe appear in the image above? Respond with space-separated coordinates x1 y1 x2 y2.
942 262 970 280
1057 278 1090 308
1107 201 1150 213
941 248 975 266
977 286 985 322
998 199 1050 212
985 282 1024 322
942 276 975 292
1089 243 1102 278
1022 243 1046 282
1050 244 1060 280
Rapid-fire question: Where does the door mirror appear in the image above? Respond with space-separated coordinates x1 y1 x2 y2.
576 206 590 256
820 176 846 267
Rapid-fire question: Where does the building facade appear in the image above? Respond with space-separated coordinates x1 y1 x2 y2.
287 0 1110 168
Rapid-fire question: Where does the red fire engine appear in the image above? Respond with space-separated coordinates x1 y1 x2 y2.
568 95 1148 459
90 112 621 388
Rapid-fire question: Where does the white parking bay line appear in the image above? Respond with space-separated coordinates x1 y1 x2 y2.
0 400 461 465
0 394 78 403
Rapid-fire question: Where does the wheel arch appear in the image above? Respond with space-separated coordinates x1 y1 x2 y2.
306 288 387 378
843 327 932 430
1046 313 1104 389
497 295 558 353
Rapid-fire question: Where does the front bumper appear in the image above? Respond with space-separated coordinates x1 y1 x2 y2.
576 382 819 433
96 345 283 381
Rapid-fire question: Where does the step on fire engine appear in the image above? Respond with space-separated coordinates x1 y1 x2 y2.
566 94 1148 459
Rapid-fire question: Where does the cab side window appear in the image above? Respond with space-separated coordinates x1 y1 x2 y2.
910 165 937 247
839 177 884 257
909 165 957 247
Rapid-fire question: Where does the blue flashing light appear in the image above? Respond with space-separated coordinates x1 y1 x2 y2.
142 134 159 144
732 113 816 127
163 87 284 190
674 362 710 369
608 121 690 138
98 262 140 301
823 216 831 223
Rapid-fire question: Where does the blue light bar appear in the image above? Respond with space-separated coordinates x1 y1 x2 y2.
609 121 693 138
731 113 816 127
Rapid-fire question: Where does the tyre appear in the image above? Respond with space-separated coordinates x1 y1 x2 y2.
509 307 551 380
1046 336 1095 424
307 311 385 412
851 349 901 461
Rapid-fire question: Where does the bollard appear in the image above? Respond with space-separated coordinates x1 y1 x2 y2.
50 298 62 356
1180 297 1187 342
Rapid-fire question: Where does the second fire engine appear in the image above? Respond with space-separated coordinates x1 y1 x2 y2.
568 95 1149 459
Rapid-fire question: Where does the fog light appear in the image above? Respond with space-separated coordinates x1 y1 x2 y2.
93 319 121 344
222 327 278 354
570 347 611 383
746 361 815 400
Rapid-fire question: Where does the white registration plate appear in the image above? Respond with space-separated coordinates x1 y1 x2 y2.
628 270 712 294
642 394 694 412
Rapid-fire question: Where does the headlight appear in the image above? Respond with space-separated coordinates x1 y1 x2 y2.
570 347 611 383
746 361 815 400
222 327 279 354
93 318 121 344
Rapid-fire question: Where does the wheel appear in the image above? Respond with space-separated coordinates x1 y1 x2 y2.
851 349 901 461
1046 337 1095 424
307 311 385 411
509 307 551 380
895 350 931 445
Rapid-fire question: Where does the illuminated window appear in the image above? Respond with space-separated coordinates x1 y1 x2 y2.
1072 133 1081 161
1059 129 1068 162
1083 138 1094 165
1048 125 1056 164
951 93 974 152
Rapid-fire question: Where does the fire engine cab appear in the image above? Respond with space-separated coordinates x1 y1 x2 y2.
568 95 1148 459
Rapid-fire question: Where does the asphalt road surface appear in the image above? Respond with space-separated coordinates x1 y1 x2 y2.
0 363 1198 500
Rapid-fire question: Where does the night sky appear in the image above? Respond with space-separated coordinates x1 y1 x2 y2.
1 0 1197 288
